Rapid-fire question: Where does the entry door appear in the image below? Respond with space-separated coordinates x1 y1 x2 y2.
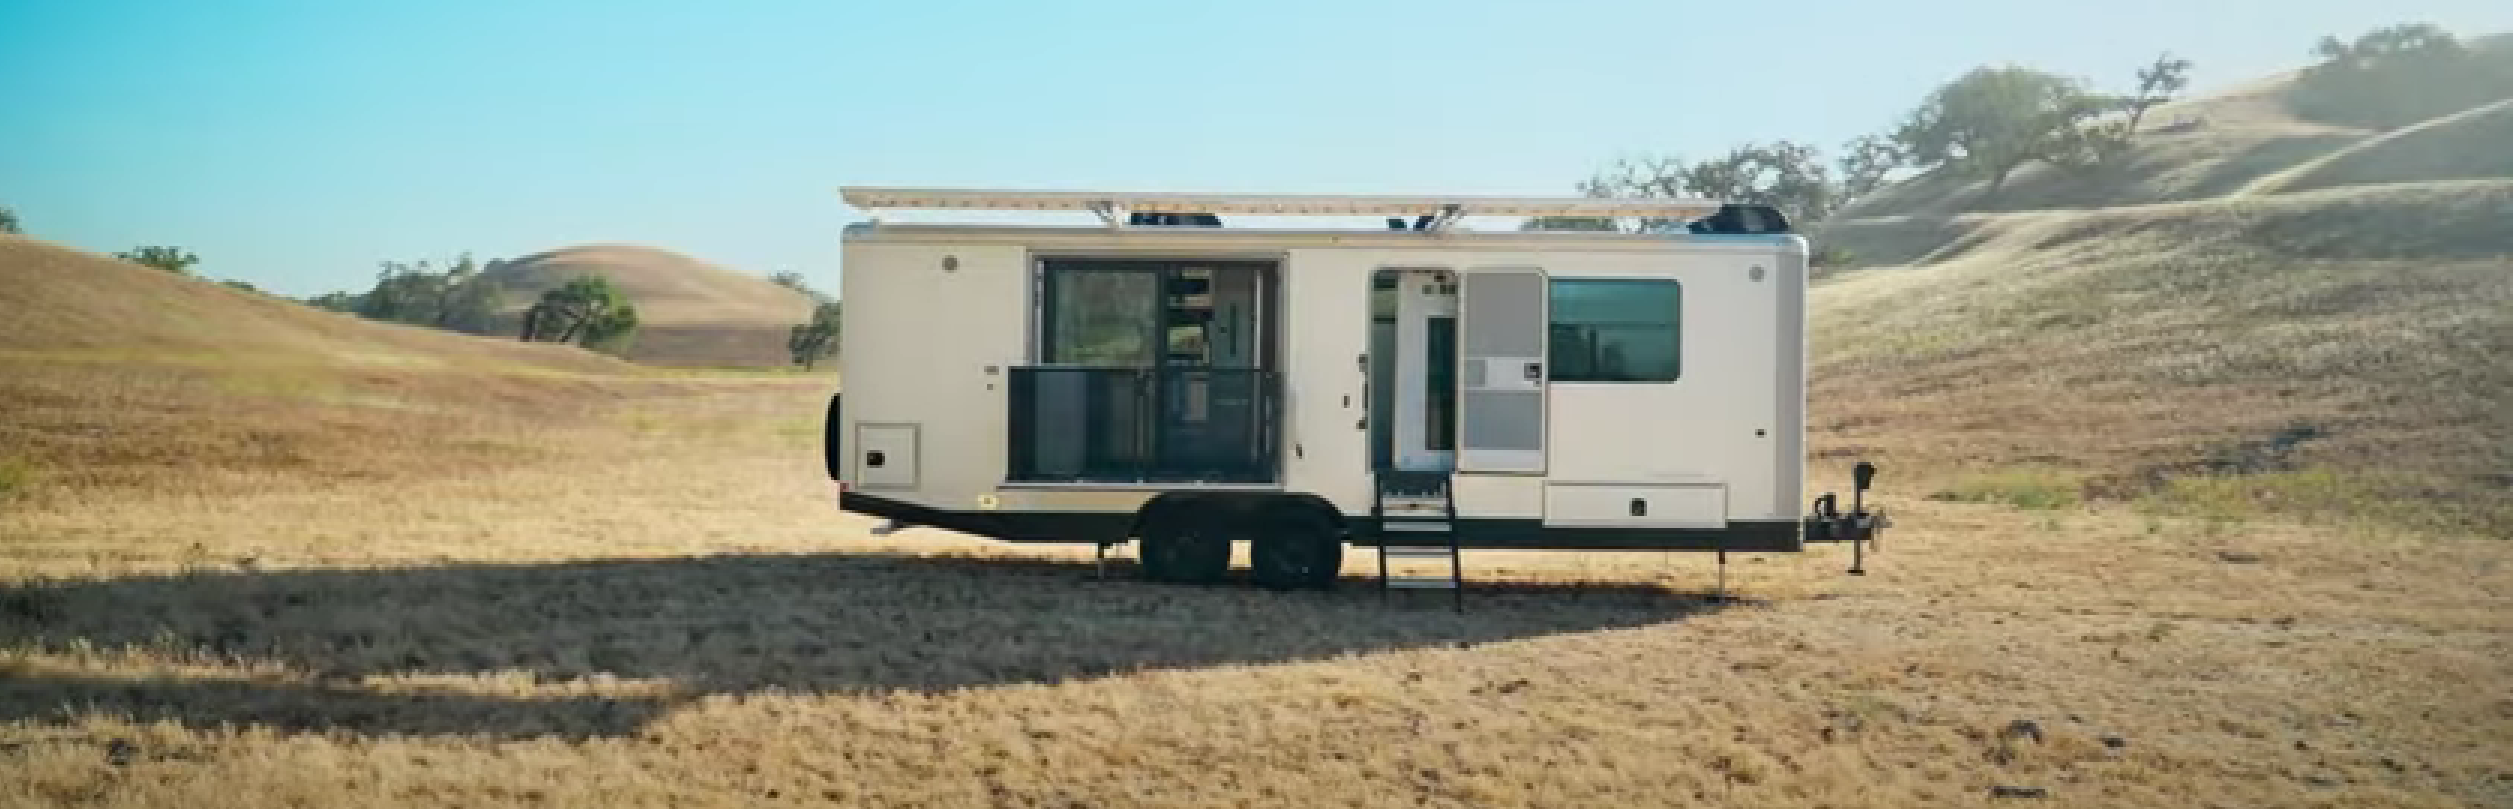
1369 268 1458 473
1456 267 1548 473
1393 270 1457 471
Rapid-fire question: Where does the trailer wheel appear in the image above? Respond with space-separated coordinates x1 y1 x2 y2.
821 392 844 481
1138 508 1231 585
1251 506 1343 591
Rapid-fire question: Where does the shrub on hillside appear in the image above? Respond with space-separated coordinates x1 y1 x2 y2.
358 255 506 333
788 301 841 370
520 274 641 356
310 254 506 334
116 246 200 275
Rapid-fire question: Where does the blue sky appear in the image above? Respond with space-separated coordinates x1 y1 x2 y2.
3 0 2505 297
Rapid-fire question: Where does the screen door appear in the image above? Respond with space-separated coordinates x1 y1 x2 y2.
1456 266 1547 472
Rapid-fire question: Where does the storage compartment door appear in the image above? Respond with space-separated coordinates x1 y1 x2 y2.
1457 267 1547 473
855 423 920 490
1543 482 1725 529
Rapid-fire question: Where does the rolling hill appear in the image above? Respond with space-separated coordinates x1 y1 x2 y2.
1808 70 2513 536
0 236 684 498
474 244 817 369
0 238 631 375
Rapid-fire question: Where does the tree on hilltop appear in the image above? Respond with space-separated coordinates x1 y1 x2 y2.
1889 65 2127 197
2123 52 2194 135
1522 141 1851 231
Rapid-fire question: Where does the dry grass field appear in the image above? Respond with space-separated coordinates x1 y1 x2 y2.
1812 72 2513 538
4 373 2509 808
1810 179 2513 537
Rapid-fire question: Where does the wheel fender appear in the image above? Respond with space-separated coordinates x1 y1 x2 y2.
1131 492 1207 539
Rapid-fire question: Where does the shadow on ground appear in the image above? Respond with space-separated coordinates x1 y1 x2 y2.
0 552 1747 740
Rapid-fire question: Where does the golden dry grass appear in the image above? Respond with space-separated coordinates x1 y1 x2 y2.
1811 180 2513 536
2254 97 2513 195
4 377 2510 808
1811 75 2513 537
474 244 818 369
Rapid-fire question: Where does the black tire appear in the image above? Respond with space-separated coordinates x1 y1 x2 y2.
821 392 844 481
1251 505 1344 591
1138 507 1232 585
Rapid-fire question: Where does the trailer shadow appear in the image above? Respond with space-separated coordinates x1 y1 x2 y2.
0 551 1752 740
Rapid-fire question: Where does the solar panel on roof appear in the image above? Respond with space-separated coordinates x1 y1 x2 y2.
838 187 1723 223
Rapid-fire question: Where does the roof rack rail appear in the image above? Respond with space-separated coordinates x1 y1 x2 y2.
838 187 1728 232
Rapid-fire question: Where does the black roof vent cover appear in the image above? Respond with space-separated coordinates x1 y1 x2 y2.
1128 211 1224 227
1687 203 1792 235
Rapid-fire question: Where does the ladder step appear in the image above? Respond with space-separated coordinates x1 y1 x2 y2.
1375 471 1463 605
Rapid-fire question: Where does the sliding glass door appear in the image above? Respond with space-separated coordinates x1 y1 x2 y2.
1013 258 1279 483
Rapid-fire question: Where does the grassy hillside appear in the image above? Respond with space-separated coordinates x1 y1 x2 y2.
0 236 725 500
2248 97 2513 194
0 237 627 375
1826 74 2371 222
1811 75 2513 536
477 244 816 369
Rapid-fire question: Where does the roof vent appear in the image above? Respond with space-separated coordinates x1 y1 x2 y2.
1127 211 1224 227
1688 203 1792 235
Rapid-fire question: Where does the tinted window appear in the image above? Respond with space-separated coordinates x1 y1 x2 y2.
1547 279 1680 382
1045 268 1158 365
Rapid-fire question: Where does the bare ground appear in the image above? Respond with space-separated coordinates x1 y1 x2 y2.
5 379 2508 809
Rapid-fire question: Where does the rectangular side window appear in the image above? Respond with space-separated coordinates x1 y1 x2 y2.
1042 266 1161 366
1547 278 1680 382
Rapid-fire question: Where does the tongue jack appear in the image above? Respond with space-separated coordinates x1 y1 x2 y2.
1803 460 1888 575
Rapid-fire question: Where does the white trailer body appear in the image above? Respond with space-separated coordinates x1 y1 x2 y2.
825 189 1884 591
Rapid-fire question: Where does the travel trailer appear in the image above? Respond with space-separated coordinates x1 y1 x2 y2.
823 188 1887 602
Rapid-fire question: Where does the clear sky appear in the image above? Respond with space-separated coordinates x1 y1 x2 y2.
3 0 2504 298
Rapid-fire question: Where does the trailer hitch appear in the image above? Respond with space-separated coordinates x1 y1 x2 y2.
1804 461 1890 575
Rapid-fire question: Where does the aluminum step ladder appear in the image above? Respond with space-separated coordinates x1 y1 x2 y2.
1373 470 1462 610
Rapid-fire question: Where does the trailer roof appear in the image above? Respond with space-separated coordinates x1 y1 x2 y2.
839 186 1724 225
